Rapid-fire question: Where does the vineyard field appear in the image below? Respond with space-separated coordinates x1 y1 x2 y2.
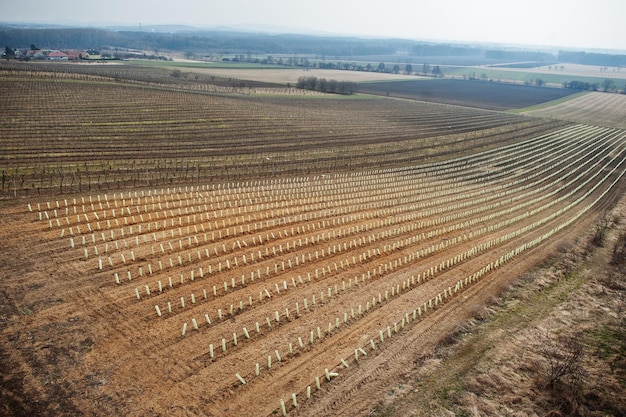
0 65 569 198
1 64 626 417
522 91 626 130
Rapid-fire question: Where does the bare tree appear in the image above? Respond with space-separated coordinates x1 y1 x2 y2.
536 329 585 389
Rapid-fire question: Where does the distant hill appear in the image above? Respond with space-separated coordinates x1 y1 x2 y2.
1 24 625 67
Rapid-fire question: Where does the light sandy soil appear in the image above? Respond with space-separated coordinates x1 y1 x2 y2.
1 124 625 417
177 66 420 84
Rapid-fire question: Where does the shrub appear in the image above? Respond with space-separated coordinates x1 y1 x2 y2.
611 232 626 266
591 218 610 247
535 330 585 390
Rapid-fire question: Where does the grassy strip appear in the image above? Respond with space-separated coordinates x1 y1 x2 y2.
253 92 368 99
444 66 624 86
370 249 588 417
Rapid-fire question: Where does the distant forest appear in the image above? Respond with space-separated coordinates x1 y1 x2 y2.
1 26 625 67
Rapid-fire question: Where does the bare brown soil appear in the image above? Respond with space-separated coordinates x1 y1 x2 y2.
1 121 625 416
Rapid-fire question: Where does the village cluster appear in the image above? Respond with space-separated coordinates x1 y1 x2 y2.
4 48 104 60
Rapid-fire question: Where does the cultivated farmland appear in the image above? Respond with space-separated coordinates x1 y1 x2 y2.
0 65 569 197
1 64 625 417
358 79 579 110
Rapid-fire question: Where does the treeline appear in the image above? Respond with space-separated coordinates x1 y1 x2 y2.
564 80 600 91
485 49 554 62
558 50 626 67
412 44 552 62
296 76 358 95
412 44 555 62
0 27 408 56
0 28 119 50
412 43 626 67
563 79 623 93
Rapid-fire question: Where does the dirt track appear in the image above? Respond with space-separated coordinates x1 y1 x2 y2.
1 124 625 417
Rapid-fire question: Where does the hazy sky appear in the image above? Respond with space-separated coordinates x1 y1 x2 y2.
3 0 626 51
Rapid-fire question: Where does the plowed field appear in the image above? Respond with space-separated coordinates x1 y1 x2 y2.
357 79 578 110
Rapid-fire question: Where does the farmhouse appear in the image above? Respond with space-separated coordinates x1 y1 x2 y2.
23 49 46 59
48 51 69 60
65 50 82 60
83 49 101 60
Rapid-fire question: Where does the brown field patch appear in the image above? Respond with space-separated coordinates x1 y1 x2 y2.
358 79 578 110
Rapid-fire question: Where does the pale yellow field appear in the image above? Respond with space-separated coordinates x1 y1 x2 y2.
523 92 626 129
179 66 420 84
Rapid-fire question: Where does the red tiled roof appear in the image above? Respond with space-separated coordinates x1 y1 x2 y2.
49 51 69 58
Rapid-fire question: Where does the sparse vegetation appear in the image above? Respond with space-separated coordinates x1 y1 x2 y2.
588 322 626 374
591 217 610 247
611 231 626 266
535 330 585 390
